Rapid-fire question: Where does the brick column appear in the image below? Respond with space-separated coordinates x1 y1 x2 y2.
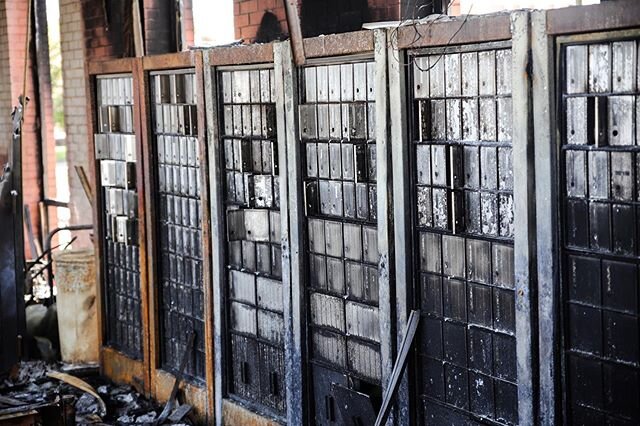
143 0 173 54
60 0 195 247
0 2 13 165
182 0 195 48
0 0 56 259
59 0 93 245
234 0 291 42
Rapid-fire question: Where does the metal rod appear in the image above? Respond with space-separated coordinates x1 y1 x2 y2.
374 310 420 426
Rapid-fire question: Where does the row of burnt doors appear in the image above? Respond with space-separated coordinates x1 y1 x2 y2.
91 25 640 426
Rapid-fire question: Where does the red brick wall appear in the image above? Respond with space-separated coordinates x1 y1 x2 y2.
82 0 114 60
183 0 195 48
60 0 195 248
234 0 292 42
234 0 405 42
0 0 58 258
0 2 13 166
60 0 93 247
368 0 401 21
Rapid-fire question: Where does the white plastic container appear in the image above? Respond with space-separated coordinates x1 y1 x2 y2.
53 249 99 364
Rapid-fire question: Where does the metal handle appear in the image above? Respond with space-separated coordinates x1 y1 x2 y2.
269 371 279 395
325 395 335 421
450 191 464 235
447 145 464 234
241 361 250 384
448 145 463 189
354 143 366 184
588 96 608 147
271 140 278 175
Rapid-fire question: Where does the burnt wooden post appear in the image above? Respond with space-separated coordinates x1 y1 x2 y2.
373 28 395 425
203 48 225 426
511 10 538 426
531 10 558 426
274 40 305 425
387 24 412 426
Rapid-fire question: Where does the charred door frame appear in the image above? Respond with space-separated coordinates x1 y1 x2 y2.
388 12 538 425
536 3 640 425
88 58 151 394
555 28 640 425
202 44 286 425
139 51 215 420
554 28 640 423
281 30 395 425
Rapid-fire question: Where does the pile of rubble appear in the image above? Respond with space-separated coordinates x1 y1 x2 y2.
0 361 193 425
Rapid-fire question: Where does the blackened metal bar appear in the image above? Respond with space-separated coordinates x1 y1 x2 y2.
387 27 412 426
375 310 420 426
511 11 538 426
276 40 305 425
373 27 395 419
157 330 196 423
531 11 559 426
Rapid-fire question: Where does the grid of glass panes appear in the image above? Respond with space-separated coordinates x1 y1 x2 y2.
561 40 640 425
300 61 382 425
95 74 143 359
411 48 518 425
151 70 205 381
219 67 286 416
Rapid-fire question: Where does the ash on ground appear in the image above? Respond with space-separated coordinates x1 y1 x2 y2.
0 361 193 425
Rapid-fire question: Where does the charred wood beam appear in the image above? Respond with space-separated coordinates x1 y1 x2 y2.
283 0 306 65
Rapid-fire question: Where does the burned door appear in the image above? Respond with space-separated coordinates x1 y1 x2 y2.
218 67 286 417
300 61 382 425
410 45 518 425
151 70 205 381
560 38 640 424
95 74 143 359
0 98 26 375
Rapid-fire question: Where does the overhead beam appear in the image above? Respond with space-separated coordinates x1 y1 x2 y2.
283 0 306 65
